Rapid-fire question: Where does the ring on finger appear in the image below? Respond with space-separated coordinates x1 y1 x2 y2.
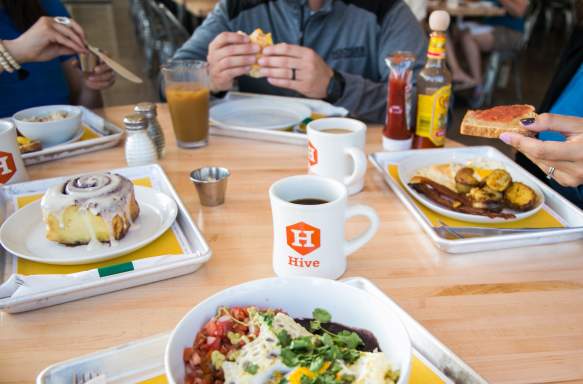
54 16 72 26
291 68 296 81
546 166 556 180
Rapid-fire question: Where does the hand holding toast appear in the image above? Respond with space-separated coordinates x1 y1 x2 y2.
499 113 583 188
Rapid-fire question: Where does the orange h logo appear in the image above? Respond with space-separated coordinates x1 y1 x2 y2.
0 151 16 184
308 141 318 166
286 222 321 256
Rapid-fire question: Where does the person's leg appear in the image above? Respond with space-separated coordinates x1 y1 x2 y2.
446 38 476 86
461 31 494 84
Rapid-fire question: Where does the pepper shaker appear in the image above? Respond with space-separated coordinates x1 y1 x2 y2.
134 102 166 158
124 113 158 167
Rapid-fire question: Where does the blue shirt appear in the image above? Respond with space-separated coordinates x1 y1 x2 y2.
540 63 583 141
0 0 72 118
484 0 525 32
540 62 583 205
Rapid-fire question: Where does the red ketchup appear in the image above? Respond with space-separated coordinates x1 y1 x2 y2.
383 52 416 151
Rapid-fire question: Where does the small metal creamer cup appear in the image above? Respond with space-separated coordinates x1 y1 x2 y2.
190 167 230 207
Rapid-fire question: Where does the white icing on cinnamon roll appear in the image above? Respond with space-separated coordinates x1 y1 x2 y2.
41 172 140 248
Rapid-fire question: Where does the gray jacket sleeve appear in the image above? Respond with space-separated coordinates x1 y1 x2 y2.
173 0 231 61
335 2 428 123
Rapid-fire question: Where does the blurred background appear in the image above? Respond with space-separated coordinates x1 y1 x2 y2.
64 0 578 152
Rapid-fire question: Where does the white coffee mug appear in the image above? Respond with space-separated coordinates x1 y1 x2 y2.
307 118 367 195
269 175 379 279
0 120 29 186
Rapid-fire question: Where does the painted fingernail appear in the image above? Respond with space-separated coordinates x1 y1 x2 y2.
258 58 266 65
499 133 512 144
251 44 260 52
520 118 535 126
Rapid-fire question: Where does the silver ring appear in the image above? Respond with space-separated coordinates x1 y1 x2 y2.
54 16 71 26
546 166 556 180
291 68 296 81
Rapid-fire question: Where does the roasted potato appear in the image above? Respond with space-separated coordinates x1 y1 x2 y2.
484 169 512 192
468 186 504 211
504 182 537 211
455 167 480 193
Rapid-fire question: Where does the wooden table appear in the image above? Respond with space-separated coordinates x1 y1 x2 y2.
428 0 506 17
1 105 583 384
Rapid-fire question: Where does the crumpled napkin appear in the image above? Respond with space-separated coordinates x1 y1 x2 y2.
0 253 201 300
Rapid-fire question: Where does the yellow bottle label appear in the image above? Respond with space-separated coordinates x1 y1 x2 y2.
427 34 446 59
416 85 451 146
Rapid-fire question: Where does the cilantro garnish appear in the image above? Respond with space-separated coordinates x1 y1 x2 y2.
313 308 331 323
243 361 259 374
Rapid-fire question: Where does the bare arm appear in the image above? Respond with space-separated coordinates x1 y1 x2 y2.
61 59 104 109
499 0 528 18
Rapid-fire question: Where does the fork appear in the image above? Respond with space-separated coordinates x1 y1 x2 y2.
73 371 107 384
435 220 582 239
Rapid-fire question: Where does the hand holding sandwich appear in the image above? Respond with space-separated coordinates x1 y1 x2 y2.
500 113 583 188
259 43 334 99
207 32 260 92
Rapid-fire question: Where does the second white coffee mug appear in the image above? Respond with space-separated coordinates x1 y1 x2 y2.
307 118 367 195
0 120 29 186
269 175 379 280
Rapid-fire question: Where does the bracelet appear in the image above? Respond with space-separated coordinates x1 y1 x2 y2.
0 40 29 80
0 52 14 73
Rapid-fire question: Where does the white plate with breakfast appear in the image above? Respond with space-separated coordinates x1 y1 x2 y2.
210 99 312 131
0 172 178 265
165 277 411 384
398 151 545 224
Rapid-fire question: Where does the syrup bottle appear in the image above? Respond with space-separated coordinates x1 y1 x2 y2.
413 10 452 149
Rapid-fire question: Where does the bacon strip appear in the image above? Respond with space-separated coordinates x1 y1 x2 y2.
409 178 516 219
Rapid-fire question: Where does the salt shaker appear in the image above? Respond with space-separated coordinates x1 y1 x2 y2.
124 114 158 167
134 102 166 158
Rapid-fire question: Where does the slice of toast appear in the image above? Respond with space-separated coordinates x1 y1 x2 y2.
460 104 537 138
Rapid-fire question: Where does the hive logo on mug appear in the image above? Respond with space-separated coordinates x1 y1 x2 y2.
286 222 320 256
307 140 318 166
270 175 379 279
0 151 16 184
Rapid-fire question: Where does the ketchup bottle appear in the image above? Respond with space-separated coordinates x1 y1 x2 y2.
383 52 416 151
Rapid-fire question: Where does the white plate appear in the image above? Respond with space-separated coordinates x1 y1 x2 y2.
210 99 311 130
43 127 84 148
0 186 178 265
398 151 545 224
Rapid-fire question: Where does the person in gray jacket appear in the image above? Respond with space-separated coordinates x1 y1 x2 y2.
174 0 427 123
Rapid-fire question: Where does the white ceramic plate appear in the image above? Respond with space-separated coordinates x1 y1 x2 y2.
0 186 178 265
398 151 545 224
165 277 412 384
43 126 84 148
210 99 311 130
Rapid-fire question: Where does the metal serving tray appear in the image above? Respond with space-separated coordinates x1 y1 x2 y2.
209 92 348 146
20 106 123 165
0 164 211 313
37 277 485 384
370 146 583 253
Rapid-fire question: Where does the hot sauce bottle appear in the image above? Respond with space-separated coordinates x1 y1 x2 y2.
413 11 452 149
382 52 416 151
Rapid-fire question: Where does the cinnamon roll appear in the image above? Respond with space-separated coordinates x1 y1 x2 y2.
41 172 140 246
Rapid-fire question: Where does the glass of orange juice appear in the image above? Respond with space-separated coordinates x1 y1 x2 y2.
161 60 210 148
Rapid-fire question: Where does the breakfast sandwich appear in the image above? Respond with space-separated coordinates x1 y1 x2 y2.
460 104 537 138
239 28 273 78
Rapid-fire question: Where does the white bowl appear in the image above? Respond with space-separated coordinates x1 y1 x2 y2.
13 105 82 146
165 277 412 384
